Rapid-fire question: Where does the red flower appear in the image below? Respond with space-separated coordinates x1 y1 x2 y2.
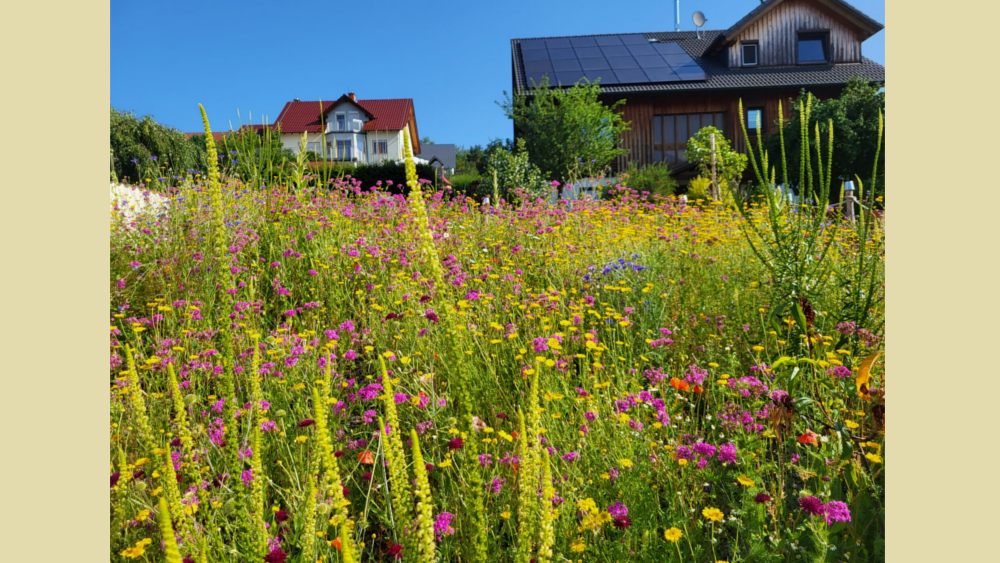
358 450 375 465
797 430 819 446
669 377 690 392
692 385 704 393
387 543 404 560
331 537 342 552
448 437 464 450
297 419 315 428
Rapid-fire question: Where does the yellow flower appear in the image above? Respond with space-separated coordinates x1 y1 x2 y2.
437 459 453 468
702 507 725 522
677 458 688 467
500 511 511 519
570 537 586 552
737 475 755 487
664 527 683 542
120 538 152 559
296 435 309 443
845 420 860 429
576 498 598 513
618 458 633 469
865 453 883 464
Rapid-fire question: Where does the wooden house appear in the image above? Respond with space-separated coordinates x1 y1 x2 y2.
509 0 884 177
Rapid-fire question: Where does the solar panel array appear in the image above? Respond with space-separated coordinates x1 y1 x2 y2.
519 34 707 87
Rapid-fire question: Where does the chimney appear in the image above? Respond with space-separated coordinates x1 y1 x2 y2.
293 98 300 102
348 92 356 101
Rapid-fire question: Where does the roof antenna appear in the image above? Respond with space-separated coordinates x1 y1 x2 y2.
675 0 681 32
693 11 707 39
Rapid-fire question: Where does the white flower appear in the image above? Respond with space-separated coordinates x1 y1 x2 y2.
111 183 169 227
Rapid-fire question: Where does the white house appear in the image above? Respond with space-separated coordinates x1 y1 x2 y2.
260 93 421 163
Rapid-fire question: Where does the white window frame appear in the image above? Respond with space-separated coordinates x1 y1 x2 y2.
335 112 347 132
741 42 758 67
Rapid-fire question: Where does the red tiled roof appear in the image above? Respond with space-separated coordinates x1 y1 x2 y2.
356 99 412 131
268 97 414 133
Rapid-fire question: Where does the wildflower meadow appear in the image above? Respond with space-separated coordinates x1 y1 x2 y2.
110 103 885 563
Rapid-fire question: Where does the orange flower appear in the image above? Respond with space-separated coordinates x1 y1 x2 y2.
693 385 704 393
358 450 375 464
669 377 690 392
331 537 342 552
797 430 819 446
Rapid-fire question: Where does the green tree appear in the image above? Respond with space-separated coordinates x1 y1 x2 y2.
499 77 630 181
762 77 885 201
685 126 747 198
110 107 207 184
483 138 549 202
420 136 435 145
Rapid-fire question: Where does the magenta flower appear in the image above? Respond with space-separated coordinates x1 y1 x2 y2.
823 501 852 525
799 495 825 516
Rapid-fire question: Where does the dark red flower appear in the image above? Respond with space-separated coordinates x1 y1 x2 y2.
613 515 632 529
297 419 315 428
424 310 440 323
275 509 289 523
334 450 345 458
170 437 182 447
425 463 434 472
263 547 288 563
754 493 772 504
182 558 195 563
110 471 120 488
132 469 145 480
387 543 404 560
362 471 373 482
799 495 825 516
419 295 432 303
448 437 464 450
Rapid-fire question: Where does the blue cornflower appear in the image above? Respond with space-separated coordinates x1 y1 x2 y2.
149 155 158 160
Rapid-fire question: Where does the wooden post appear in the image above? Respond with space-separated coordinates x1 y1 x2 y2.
843 182 856 222
710 133 718 201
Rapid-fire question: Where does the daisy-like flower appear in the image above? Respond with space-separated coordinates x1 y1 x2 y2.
702 507 725 522
664 527 683 542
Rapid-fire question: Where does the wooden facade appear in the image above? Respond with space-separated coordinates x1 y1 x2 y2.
725 0 864 67
605 85 844 173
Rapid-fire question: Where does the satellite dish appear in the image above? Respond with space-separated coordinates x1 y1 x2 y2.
693 11 707 39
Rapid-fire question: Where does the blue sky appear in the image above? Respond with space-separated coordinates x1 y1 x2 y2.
111 0 884 148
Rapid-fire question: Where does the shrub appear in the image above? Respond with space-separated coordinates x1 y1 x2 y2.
315 161 437 193
621 163 677 199
484 138 549 202
684 126 747 199
686 176 712 201
110 107 207 185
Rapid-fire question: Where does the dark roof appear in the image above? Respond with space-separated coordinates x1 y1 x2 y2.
511 30 884 96
726 0 884 40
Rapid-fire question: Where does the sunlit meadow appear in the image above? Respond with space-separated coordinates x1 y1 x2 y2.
110 108 885 563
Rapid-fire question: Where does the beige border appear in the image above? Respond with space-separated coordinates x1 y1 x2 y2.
0 0 110 560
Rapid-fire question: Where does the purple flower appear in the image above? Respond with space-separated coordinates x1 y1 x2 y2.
827 365 852 378
717 443 737 464
479 454 493 466
799 495 825 516
531 337 549 353
489 477 506 494
607 502 628 518
823 501 852 525
241 469 254 486
561 451 580 462
693 442 717 458
433 512 455 541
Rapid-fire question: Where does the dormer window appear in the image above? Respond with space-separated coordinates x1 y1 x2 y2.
797 32 828 64
741 42 758 67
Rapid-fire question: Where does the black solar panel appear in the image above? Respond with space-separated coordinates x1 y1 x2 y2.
519 35 706 86
574 46 603 58
552 58 582 72
619 34 649 45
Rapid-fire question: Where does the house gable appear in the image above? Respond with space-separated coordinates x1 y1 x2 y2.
722 0 884 68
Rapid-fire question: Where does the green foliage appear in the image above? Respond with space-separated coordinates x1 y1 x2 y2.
686 176 712 201
484 138 549 201
620 163 677 199
197 127 294 187
763 77 885 201
685 126 747 196
305 161 438 193
110 106 207 184
500 77 630 180
456 138 514 175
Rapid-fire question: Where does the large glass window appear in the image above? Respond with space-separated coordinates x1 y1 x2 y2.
797 33 827 63
652 112 725 165
746 108 764 131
